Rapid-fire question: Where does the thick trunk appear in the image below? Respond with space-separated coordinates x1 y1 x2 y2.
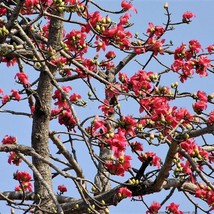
31 11 64 213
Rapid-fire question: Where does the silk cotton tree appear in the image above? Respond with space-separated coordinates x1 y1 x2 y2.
0 1 213 214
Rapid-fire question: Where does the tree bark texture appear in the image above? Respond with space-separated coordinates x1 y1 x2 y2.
31 11 64 213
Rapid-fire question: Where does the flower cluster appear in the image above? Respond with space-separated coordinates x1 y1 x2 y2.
146 201 161 214
166 202 183 214
52 86 80 131
15 72 30 87
65 30 87 55
195 184 214 209
14 171 33 192
171 40 211 82
2 135 17 144
105 154 131 176
193 90 208 114
180 138 209 161
118 187 132 199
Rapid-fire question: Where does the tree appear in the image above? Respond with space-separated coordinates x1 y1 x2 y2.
0 0 213 213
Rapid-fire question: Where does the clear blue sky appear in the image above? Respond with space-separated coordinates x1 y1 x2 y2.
0 1 213 213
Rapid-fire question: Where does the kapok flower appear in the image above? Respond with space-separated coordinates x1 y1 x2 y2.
206 44 214 53
166 202 183 214
208 110 214 124
14 171 32 182
8 152 22 166
15 181 33 192
2 95 10 105
146 201 161 214
193 101 207 114
121 1 137 13
118 187 132 198
197 90 208 102
105 51 116 59
58 185 67 194
15 72 30 87
11 90 21 101
182 11 196 22
2 135 17 144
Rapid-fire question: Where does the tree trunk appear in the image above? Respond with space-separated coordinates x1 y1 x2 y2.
31 11 64 213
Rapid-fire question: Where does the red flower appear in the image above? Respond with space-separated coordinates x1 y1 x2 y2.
197 90 208 102
2 95 10 105
15 72 30 87
146 201 161 214
182 11 196 22
8 152 22 166
107 129 127 157
69 93 81 103
121 1 137 13
208 110 214 124
193 101 207 114
98 99 115 116
206 44 214 53
2 135 17 144
130 141 143 152
58 110 76 131
11 90 21 101
118 187 132 198
105 51 116 59
14 171 32 182
92 115 107 134
195 55 210 76
189 40 201 53
166 202 183 214
58 185 67 194
138 152 161 168
105 161 126 176
147 22 164 37
15 181 33 192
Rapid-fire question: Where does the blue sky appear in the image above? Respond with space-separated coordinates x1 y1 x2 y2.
0 1 214 213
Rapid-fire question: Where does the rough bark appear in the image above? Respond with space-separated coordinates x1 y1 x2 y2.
31 11 64 213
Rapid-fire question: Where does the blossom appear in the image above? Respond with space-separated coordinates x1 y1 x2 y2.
166 202 183 214
58 185 67 194
2 135 17 144
107 129 127 157
8 152 22 166
105 154 131 177
146 201 161 214
118 187 132 198
182 11 196 22
11 90 21 101
147 22 164 37
208 110 214 124
15 181 33 192
130 141 143 152
92 115 107 134
121 1 137 13
189 40 201 53
69 93 81 103
193 101 207 114
138 152 161 168
98 99 115 116
105 51 116 59
197 90 208 102
58 110 76 131
2 95 10 105
15 72 30 87
206 44 214 53
14 171 32 182
195 55 210 76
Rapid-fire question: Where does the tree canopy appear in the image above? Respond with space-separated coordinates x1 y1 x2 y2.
0 1 213 213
